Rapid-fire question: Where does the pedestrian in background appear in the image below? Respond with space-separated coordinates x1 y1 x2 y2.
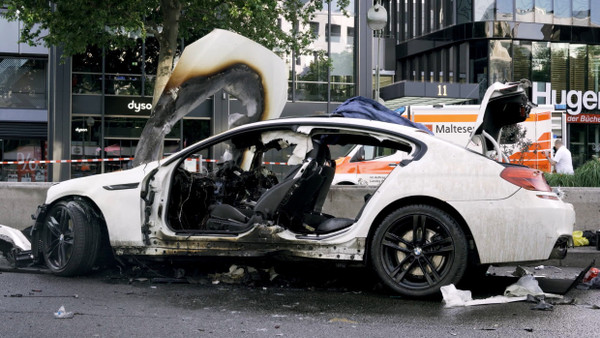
544 139 574 174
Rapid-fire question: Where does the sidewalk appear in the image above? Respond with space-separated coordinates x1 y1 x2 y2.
542 246 599 268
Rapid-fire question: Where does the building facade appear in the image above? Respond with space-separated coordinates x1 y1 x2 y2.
0 7 49 182
390 0 600 167
0 1 375 182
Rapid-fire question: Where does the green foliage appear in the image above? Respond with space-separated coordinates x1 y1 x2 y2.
544 157 600 187
3 0 350 60
3 0 151 56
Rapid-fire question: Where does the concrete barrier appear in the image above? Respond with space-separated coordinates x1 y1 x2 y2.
1 183 598 232
0 182 53 230
559 187 600 231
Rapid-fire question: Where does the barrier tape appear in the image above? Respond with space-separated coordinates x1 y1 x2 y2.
0 157 134 165
0 157 289 166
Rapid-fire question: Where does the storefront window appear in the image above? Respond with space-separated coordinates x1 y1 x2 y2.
489 40 512 83
471 40 488 94
105 75 142 96
0 138 48 182
458 43 468 83
550 43 569 105
456 0 472 24
72 37 160 97
72 46 102 73
183 119 210 147
592 0 600 27
496 0 514 21
535 0 553 23
474 0 495 21
444 0 454 27
516 0 534 22
588 45 600 92
72 73 102 94
69 117 204 177
513 41 532 82
569 44 587 92
573 0 590 26
105 41 143 75
294 53 329 101
71 116 101 178
569 123 600 168
0 58 47 109
286 0 355 102
553 0 572 25
532 42 551 83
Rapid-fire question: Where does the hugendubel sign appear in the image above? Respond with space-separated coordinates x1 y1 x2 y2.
533 82 600 115
565 114 600 124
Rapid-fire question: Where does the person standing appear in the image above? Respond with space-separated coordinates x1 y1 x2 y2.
544 139 574 174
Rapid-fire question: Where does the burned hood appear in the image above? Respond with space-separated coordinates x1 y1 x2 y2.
133 29 288 165
468 81 532 149
163 29 288 123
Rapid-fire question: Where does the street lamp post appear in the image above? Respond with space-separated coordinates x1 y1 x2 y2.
367 1 388 101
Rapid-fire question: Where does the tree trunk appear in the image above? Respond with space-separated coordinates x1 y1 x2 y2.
133 0 181 166
153 0 182 106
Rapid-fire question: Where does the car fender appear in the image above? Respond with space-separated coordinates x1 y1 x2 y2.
42 164 159 247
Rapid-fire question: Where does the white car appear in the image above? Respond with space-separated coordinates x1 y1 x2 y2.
16 83 573 297
0 28 574 296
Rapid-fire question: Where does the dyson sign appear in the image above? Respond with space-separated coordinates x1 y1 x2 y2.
128 100 152 113
533 82 600 115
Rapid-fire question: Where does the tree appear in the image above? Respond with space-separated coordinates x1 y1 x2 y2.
4 0 349 163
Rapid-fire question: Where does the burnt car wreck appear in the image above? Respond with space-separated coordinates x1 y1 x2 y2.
0 30 575 297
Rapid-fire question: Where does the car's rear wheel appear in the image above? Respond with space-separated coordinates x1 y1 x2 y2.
370 204 467 297
42 200 101 276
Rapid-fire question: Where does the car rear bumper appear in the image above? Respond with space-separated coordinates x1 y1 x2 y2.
450 190 575 264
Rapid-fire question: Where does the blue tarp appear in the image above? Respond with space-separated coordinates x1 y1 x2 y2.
330 96 434 135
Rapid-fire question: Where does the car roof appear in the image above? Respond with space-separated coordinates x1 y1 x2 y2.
162 116 434 166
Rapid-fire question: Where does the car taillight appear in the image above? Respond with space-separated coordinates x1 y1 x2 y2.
500 166 552 192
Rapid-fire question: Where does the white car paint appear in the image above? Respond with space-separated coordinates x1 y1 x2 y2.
38 117 573 265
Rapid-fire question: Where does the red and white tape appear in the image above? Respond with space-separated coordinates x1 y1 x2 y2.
0 157 134 165
1 157 289 166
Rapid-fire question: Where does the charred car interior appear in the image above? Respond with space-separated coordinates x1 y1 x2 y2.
166 127 414 236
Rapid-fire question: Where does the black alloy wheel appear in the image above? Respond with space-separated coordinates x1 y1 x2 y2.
42 200 101 276
370 204 467 297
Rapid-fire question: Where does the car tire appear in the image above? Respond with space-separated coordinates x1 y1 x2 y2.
370 204 467 297
41 200 101 276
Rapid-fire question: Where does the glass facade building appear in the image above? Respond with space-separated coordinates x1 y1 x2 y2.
392 0 600 167
0 7 49 182
70 39 211 178
1 1 370 182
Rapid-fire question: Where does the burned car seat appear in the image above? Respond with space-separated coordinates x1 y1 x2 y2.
205 159 314 232
206 139 355 235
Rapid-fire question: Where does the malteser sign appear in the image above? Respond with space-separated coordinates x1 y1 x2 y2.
533 82 600 115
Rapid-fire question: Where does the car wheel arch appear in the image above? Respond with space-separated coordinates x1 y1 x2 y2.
364 195 481 266
32 195 112 263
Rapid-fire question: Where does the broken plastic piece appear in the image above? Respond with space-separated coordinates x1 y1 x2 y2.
512 266 532 277
530 298 554 311
441 284 472 308
441 284 529 308
54 305 74 319
504 275 545 297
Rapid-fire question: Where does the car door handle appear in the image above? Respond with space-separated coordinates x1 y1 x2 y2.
388 163 398 167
